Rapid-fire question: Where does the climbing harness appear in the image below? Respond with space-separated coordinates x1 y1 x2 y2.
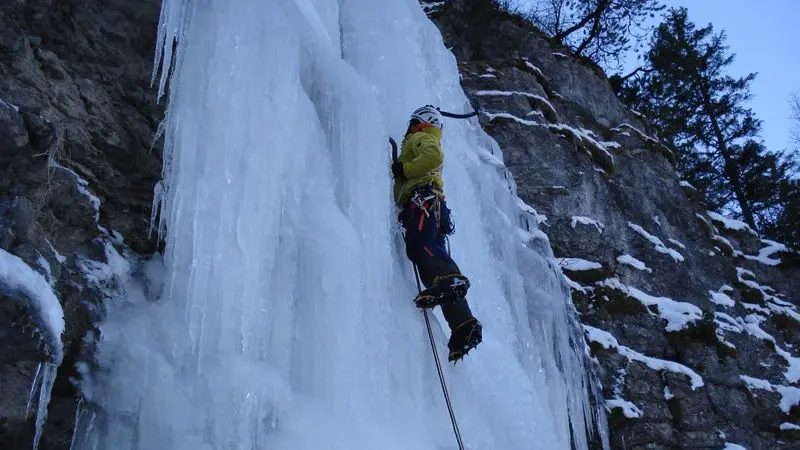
390 137 465 450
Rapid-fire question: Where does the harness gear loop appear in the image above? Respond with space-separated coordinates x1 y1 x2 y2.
409 184 443 230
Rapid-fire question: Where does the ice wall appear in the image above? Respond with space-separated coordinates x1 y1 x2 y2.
74 1 603 449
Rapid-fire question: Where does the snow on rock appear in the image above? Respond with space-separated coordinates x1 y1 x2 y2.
560 258 603 272
584 325 704 389
611 123 658 146
482 111 617 171
712 234 743 257
667 238 686 250
45 239 67 264
420 1 445 13
723 443 748 450
53 163 101 223
718 309 800 384
744 239 788 266
740 375 800 414
713 312 739 350
571 216 604 233
547 123 616 168
616 254 652 273
474 90 558 120
478 73 496 78
707 211 757 236
553 52 568 58
565 276 592 294
0 248 64 364
627 222 684 262
605 398 643 419
597 278 702 332
626 285 702 332
663 386 674 400
483 111 540 127
521 59 546 80
78 240 131 291
709 286 735 308
516 198 547 225
679 180 696 190
780 422 800 431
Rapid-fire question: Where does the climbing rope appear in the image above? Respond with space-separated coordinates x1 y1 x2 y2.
391 136 465 450
411 261 465 450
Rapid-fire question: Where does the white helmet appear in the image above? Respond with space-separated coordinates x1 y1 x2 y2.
410 105 443 130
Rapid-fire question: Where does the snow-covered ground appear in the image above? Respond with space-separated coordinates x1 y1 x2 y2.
73 1 603 449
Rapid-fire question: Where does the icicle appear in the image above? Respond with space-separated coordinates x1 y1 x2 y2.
69 399 98 450
33 363 58 450
26 362 43 416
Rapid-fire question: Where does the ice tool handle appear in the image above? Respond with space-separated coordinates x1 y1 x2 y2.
436 108 478 119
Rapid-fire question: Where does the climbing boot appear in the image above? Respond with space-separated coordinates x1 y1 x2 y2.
447 317 482 362
414 273 470 309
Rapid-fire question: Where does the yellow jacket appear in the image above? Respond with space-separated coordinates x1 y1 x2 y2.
393 127 444 206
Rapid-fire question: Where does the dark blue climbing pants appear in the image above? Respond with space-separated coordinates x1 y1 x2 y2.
399 193 474 330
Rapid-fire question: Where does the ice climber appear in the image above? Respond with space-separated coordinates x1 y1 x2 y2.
392 105 482 362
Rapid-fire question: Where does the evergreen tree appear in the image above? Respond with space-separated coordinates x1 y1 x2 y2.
791 93 800 149
620 8 775 230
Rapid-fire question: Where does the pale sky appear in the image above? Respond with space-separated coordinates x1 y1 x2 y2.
515 0 799 152
659 0 799 152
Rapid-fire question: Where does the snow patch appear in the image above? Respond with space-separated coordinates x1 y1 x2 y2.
522 60 546 80
560 258 602 271
605 399 643 418
723 443 747 450
707 211 757 235
78 240 131 291
652 215 661 226
571 216 604 233
616 254 652 273
744 239 788 266
53 164 101 222
565 276 592 294
474 90 558 119
597 278 701 331
708 287 735 308
712 234 743 257
0 97 20 112
679 180 696 189
667 238 686 250
0 249 64 364
663 386 674 400
740 375 800 414
584 325 704 389
780 422 800 431
516 198 547 225
627 222 684 262
45 239 67 264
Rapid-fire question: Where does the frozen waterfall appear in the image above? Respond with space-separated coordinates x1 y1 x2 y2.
72 1 606 449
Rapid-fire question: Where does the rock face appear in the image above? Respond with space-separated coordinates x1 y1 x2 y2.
0 0 162 447
426 2 800 449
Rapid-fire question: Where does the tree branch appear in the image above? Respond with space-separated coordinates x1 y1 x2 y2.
553 0 610 42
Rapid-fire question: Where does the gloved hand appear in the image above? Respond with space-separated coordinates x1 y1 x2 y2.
391 162 406 180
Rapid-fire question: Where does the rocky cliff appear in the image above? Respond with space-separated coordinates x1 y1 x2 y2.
1 0 798 448
0 0 162 448
425 1 800 449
